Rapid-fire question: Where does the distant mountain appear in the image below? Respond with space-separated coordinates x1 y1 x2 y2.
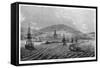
88 32 95 37
88 32 95 34
38 24 82 34
21 24 83 40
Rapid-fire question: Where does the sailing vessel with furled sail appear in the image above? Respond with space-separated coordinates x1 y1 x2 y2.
25 25 35 50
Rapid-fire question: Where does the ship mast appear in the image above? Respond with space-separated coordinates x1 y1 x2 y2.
25 24 35 50
54 30 57 39
62 34 66 45
27 25 32 39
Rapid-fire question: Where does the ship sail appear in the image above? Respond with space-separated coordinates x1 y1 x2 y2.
25 25 35 50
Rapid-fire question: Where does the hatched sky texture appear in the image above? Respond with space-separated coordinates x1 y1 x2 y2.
19 4 96 33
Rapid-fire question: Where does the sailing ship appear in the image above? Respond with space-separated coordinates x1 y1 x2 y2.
25 25 35 50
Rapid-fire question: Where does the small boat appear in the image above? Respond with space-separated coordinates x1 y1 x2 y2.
69 43 83 52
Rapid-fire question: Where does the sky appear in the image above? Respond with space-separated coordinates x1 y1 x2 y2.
19 4 96 33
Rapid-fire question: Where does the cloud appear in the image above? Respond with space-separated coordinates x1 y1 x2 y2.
31 26 41 30
81 24 88 33
30 22 37 26
35 27 41 30
29 22 41 30
19 12 25 23
73 22 77 25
